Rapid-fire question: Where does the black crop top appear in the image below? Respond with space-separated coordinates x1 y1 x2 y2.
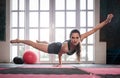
66 40 77 55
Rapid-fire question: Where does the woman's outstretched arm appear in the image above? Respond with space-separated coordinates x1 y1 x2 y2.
80 14 114 41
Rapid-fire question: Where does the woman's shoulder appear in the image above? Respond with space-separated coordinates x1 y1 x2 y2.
62 40 70 46
61 41 69 53
62 40 70 48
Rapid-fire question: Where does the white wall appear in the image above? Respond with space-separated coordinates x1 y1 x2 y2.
0 0 10 62
0 0 106 63
94 0 106 64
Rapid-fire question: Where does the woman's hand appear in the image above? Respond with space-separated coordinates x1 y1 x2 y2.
53 64 62 67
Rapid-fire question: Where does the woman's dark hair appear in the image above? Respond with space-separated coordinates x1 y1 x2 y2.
69 29 81 62
69 29 81 38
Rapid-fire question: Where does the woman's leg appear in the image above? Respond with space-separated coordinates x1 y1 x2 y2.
36 40 48 44
10 39 48 53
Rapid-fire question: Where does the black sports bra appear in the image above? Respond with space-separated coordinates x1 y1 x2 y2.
66 40 77 55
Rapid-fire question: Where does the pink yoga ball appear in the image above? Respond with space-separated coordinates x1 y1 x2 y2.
23 50 37 64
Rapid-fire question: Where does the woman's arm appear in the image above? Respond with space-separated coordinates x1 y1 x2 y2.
54 52 62 67
58 53 62 65
80 14 114 41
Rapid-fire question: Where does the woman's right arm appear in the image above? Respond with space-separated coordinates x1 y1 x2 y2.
56 42 68 67
80 14 114 41
58 52 62 65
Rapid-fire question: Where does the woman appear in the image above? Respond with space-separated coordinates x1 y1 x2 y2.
10 14 114 67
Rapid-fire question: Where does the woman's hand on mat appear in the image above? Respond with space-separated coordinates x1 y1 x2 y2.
53 64 62 67
56 64 62 67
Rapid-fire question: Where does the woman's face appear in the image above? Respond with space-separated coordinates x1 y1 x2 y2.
70 33 80 46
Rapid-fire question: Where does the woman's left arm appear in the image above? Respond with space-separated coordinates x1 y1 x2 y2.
80 14 114 41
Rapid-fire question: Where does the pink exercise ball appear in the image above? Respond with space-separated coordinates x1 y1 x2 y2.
23 50 37 64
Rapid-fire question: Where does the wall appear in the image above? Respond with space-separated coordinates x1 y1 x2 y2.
94 0 106 64
0 0 10 62
0 0 6 41
100 0 120 64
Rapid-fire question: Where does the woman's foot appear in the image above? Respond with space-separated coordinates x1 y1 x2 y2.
10 39 20 43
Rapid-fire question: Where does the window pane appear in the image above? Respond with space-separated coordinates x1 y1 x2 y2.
80 0 86 10
88 0 94 10
81 45 86 61
29 0 38 10
12 12 18 27
80 12 86 27
87 28 94 44
40 51 49 61
87 46 94 61
11 29 18 39
55 12 65 27
29 12 38 27
81 38 86 45
40 29 49 42
66 0 76 10
29 47 38 52
40 0 49 10
11 0 18 10
80 28 86 44
87 34 94 44
29 29 38 41
11 46 17 60
55 0 65 10
40 12 49 27
88 12 94 27
55 29 65 42
19 12 25 27
19 29 24 39
80 28 86 34
19 46 25 56
66 54 76 61
66 12 76 27
19 0 25 10
66 29 73 40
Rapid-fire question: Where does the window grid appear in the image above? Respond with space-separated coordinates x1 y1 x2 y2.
10 0 95 63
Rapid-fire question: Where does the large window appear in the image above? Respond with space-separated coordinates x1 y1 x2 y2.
10 0 94 63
